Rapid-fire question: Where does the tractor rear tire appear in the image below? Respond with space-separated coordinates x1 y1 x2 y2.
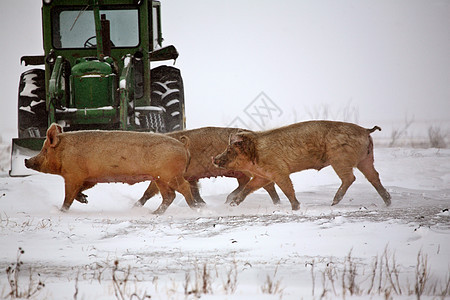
18 69 47 138
150 66 186 132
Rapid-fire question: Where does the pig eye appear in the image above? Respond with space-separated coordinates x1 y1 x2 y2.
227 147 237 156
231 142 240 150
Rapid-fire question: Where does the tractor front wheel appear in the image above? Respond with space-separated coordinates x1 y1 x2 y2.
150 66 186 132
18 69 47 138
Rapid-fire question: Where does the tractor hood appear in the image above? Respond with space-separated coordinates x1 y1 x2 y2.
70 57 117 109
71 57 114 76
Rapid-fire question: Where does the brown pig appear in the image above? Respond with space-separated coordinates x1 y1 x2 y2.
213 120 391 209
25 123 199 214
135 127 281 207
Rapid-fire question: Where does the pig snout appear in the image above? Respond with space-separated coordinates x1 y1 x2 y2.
24 157 40 171
24 158 34 170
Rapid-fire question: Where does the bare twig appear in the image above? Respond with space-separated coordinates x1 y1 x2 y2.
389 114 414 147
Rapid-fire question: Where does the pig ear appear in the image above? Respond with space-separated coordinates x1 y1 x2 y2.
229 134 243 145
241 134 258 164
46 123 62 147
232 133 258 164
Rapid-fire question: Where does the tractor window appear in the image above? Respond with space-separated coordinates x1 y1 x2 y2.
53 8 139 49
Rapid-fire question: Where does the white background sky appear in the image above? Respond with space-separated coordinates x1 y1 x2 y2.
1 0 449 141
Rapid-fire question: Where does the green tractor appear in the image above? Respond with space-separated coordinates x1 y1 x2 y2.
10 0 186 176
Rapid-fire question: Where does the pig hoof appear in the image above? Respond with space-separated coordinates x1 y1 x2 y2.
75 192 88 204
291 203 300 211
152 205 168 215
193 200 207 207
383 193 392 206
225 194 236 204
229 201 239 207
192 202 206 209
331 200 340 206
133 201 144 207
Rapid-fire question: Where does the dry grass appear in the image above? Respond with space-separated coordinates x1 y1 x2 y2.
111 260 152 300
311 247 450 299
3 248 45 299
261 263 284 296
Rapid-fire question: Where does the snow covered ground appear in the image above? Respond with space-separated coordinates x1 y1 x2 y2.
0 146 449 299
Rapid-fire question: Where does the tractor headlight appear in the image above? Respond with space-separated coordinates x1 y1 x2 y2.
43 0 52 5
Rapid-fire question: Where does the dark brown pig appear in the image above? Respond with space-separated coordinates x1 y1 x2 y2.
135 127 280 207
213 121 391 209
25 123 199 214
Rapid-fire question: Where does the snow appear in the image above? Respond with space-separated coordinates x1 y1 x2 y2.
123 56 131 68
81 74 103 78
166 99 180 107
0 146 449 299
119 79 126 89
30 100 45 107
18 106 34 114
55 106 115 113
135 106 165 112
19 73 39 98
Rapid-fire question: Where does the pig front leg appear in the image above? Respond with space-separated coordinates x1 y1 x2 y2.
226 175 251 204
230 176 271 206
273 175 300 210
227 177 281 206
61 179 83 212
263 182 281 205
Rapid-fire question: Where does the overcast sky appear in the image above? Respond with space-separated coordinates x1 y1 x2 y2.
1 0 449 141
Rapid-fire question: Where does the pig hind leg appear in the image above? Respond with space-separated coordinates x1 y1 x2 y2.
357 156 391 206
331 164 356 206
135 181 160 207
189 180 206 205
153 181 176 214
169 176 205 209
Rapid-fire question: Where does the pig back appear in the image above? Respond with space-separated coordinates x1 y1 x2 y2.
256 121 373 172
169 127 244 178
57 131 187 183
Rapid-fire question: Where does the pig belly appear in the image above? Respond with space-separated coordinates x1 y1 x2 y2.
186 170 246 181
85 174 155 185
